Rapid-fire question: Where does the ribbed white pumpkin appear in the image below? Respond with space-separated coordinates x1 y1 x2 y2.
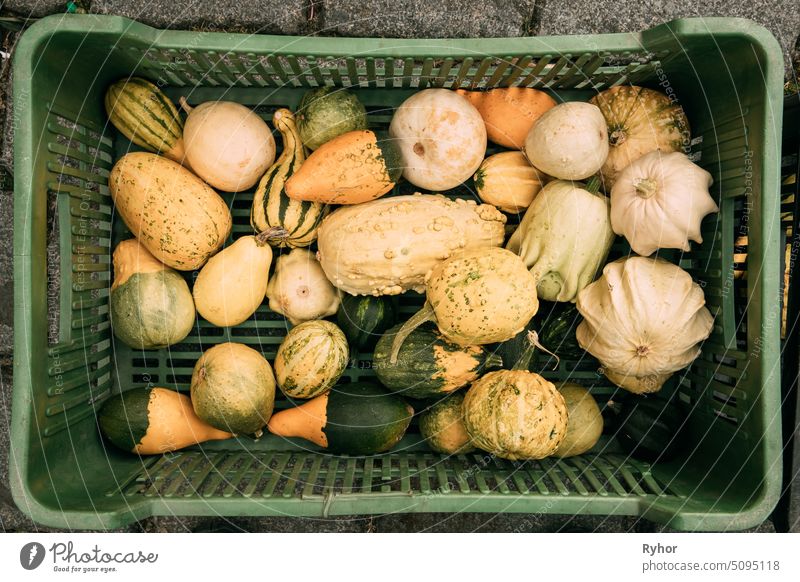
610 151 718 256
576 257 714 394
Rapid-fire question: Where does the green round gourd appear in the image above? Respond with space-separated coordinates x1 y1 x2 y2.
337 295 397 351
552 383 603 458
324 382 413 455
110 239 195 350
190 342 276 436
374 322 503 399
274 320 349 399
297 87 368 150
419 392 475 454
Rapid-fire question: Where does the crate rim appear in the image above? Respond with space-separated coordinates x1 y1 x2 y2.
10 14 786 530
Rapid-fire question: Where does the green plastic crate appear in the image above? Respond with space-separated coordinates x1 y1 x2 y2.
11 15 784 530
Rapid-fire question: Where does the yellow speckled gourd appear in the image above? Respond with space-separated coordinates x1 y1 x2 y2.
109 152 232 271
463 332 568 460
389 247 538 362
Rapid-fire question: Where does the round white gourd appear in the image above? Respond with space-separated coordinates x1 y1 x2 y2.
524 101 609 181
266 248 341 325
389 89 486 191
182 99 276 192
610 151 718 256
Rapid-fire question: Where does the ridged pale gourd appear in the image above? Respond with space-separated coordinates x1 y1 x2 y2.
463 332 569 461
109 152 232 270
190 342 276 436
251 108 329 248
98 388 232 454
274 321 349 399
316 194 507 296
104 77 186 163
110 239 195 350
192 231 278 327
576 257 714 394
589 85 690 187
389 247 538 362
507 179 615 303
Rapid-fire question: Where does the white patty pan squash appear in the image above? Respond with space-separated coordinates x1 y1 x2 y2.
524 101 609 181
610 151 718 256
576 257 714 394
388 89 487 191
507 180 615 302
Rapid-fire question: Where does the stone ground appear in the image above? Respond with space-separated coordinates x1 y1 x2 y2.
0 0 798 533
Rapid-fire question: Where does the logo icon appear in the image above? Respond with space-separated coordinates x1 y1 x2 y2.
20 542 46 570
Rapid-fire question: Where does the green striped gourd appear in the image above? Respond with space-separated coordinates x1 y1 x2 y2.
274 320 350 399
104 77 185 162
251 108 329 248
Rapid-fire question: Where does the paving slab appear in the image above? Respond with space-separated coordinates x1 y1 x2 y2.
88 0 313 34
536 0 800 72
322 0 536 38
1 0 67 19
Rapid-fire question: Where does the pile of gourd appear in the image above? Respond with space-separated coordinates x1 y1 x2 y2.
98 77 717 464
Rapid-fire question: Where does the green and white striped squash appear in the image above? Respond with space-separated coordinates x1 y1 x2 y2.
251 108 329 248
274 320 349 399
104 77 185 162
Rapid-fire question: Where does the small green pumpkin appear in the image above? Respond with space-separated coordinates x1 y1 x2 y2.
110 239 195 350
419 392 475 454
274 320 349 399
337 295 397 351
374 322 503 399
297 86 368 150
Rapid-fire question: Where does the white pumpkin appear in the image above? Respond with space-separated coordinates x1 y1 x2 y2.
266 248 340 325
181 99 276 192
610 151 717 256
388 89 486 191
507 180 615 302
524 101 608 181
576 257 714 394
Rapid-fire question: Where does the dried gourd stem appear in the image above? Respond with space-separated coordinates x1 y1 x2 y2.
178 96 194 114
511 330 560 371
389 303 435 364
633 178 658 199
255 227 289 246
